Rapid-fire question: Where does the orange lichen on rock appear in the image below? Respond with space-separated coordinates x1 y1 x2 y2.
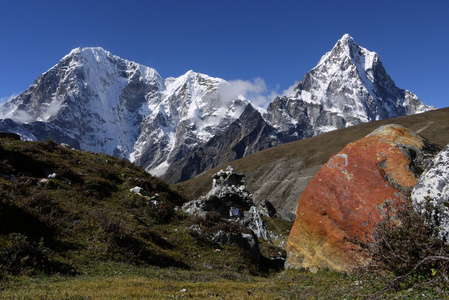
286 124 440 273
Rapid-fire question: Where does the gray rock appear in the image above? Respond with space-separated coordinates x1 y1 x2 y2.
203 262 213 269
276 210 296 223
208 230 260 262
412 144 449 242
257 199 276 217
183 167 270 244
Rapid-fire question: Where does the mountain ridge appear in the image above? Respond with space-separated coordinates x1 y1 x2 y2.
177 106 449 218
0 35 434 183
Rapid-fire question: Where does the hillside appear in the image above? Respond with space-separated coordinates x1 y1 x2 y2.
0 136 289 279
1 131 448 298
177 107 449 216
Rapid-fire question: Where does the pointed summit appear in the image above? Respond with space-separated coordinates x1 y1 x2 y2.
265 35 433 139
339 33 355 43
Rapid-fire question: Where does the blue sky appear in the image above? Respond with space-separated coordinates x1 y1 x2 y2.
0 0 447 108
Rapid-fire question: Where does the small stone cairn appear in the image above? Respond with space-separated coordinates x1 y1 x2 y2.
182 166 270 241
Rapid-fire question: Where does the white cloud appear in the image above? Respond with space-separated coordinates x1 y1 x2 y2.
281 82 298 98
9 109 34 124
42 99 62 121
218 78 299 109
0 94 18 104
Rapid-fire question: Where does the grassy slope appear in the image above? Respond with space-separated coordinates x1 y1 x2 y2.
0 138 281 277
178 107 449 201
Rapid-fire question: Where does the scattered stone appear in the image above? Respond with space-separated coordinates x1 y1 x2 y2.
39 178 52 186
130 186 144 194
203 262 213 269
60 143 71 148
190 224 260 261
286 124 441 272
129 186 155 199
276 210 296 223
257 199 276 217
412 144 449 243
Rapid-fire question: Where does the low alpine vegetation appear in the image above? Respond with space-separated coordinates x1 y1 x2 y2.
355 197 449 295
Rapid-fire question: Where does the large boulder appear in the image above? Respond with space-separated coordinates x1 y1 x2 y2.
412 144 449 243
286 124 440 272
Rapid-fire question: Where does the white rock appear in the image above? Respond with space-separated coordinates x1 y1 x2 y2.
412 144 449 242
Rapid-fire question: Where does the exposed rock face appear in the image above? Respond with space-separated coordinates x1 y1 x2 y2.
412 144 449 243
182 166 270 241
163 104 282 183
286 124 440 272
264 34 433 141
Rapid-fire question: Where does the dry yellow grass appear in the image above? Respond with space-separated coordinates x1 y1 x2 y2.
2 263 446 299
0 272 347 299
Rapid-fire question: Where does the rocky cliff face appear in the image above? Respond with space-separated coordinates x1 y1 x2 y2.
130 70 249 176
163 104 282 183
264 34 433 140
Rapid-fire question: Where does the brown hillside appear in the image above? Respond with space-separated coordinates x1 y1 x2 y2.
177 107 449 216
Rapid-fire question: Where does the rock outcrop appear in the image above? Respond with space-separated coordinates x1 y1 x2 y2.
286 124 441 272
182 166 270 241
412 144 449 243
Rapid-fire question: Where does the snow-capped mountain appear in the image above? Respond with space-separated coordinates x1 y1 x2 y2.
0 47 163 158
131 70 248 176
0 35 434 183
0 47 249 178
264 34 433 140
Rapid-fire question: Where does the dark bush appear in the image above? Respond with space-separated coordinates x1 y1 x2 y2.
356 198 449 289
54 164 83 184
0 233 74 276
95 164 122 183
145 193 176 224
83 179 117 199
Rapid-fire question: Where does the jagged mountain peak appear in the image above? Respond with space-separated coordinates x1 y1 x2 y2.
316 34 378 79
0 39 434 184
340 33 354 42
268 34 433 142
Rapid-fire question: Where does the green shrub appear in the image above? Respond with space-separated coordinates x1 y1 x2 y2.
145 194 176 224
